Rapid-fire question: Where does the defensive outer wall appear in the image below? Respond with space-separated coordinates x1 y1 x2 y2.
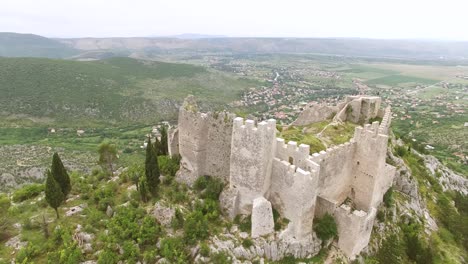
170 96 395 259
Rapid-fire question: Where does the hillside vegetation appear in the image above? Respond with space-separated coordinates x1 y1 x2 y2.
0 57 260 125
0 33 78 58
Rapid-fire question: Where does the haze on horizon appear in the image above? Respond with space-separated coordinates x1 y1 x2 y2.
1 0 467 41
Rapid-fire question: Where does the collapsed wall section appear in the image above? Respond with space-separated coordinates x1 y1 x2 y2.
314 196 376 259
269 158 319 240
229 118 277 214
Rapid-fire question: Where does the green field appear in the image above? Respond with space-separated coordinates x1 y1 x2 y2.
366 74 438 86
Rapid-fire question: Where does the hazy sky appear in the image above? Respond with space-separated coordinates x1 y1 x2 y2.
1 0 467 40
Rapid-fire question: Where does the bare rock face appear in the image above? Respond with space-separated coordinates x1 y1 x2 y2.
251 197 275 238
422 153 468 195
152 202 175 227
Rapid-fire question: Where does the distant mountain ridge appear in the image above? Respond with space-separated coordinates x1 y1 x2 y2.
0 32 78 58
58 37 468 61
2 32 468 61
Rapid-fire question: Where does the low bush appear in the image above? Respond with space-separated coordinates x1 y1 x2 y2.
383 187 393 207
211 250 231 264
235 214 251 233
194 175 224 200
158 154 181 178
313 213 337 242
242 238 254 248
12 183 44 202
160 237 189 263
200 242 210 257
184 211 209 244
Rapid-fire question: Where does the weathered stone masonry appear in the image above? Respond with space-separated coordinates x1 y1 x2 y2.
171 96 395 259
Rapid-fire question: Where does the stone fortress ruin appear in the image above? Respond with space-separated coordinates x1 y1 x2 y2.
168 95 395 260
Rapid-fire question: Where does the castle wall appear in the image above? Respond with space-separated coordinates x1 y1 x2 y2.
176 96 235 185
310 142 356 203
334 205 376 258
269 158 320 239
229 118 277 213
351 123 389 211
204 112 236 181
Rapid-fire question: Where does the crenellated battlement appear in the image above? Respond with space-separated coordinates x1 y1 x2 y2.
310 141 355 164
275 138 312 169
352 122 388 147
233 117 276 135
378 106 392 135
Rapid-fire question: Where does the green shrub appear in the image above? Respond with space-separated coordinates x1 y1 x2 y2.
313 213 337 242
16 245 40 263
184 211 209 244
376 210 385 222
97 247 119 264
194 175 224 200
272 208 289 231
376 234 406 264
138 216 162 245
211 251 231 264
166 181 189 203
158 154 181 178
107 205 146 242
235 214 251 233
171 209 185 229
93 182 118 211
395 145 408 157
12 183 44 202
122 241 140 264
160 237 189 263
383 187 393 207
200 242 210 257
242 238 254 248
0 194 11 240
194 199 220 222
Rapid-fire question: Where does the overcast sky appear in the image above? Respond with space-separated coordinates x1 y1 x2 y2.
1 0 467 40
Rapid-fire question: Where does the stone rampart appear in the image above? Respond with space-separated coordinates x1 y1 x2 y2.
229 118 277 213
310 142 356 203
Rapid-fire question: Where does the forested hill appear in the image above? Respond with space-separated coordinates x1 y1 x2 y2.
0 33 78 58
0 57 259 125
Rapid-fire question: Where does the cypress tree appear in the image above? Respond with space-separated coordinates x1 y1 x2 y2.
45 170 64 219
51 152 71 198
145 137 160 196
160 125 168 156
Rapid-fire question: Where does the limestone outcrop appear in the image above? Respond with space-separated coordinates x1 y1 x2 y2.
293 95 382 126
170 95 395 260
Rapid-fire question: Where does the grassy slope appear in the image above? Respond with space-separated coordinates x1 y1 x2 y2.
0 57 260 125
